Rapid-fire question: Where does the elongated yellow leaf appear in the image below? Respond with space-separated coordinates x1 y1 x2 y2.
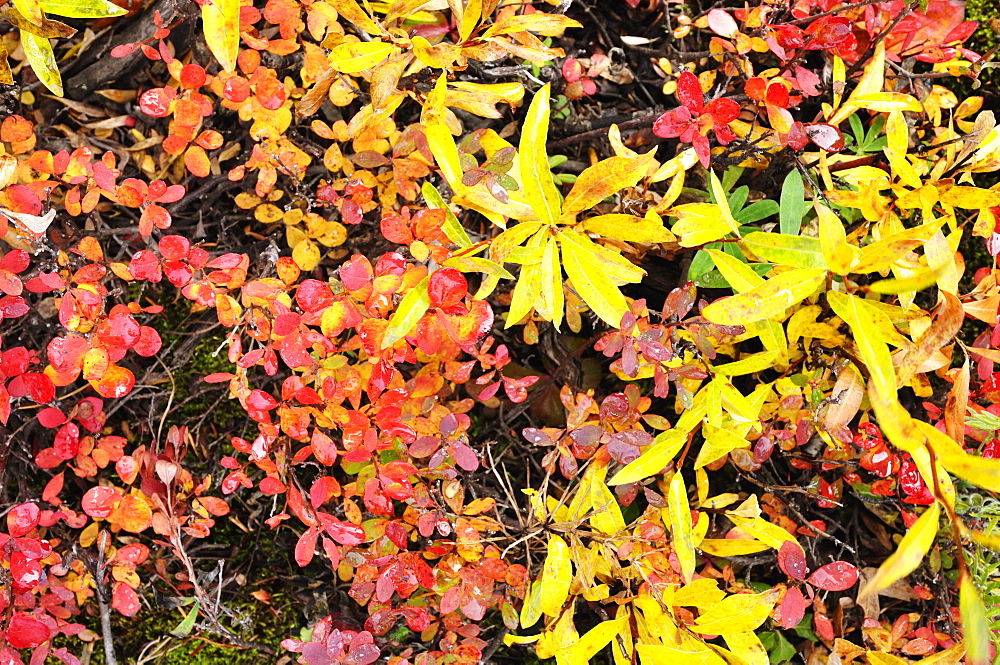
458 0 482 42
540 535 572 617
701 269 825 326
852 92 923 112
922 419 1000 493
560 235 629 327
698 538 770 556
329 42 395 74
554 616 628 665
12 0 42 24
590 476 626 536
960 575 991 665
709 171 741 236
673 579 725 607
562 152 657 218
482 12 582 38
20 31 61 96
539 235 564 329
829 41 885 126
608 430 686 486
201 0 239 73
712 351 781 376
671 203 734 247
858 501 939 599
381 277 429 349
423 74 464 192
868 653 910 665
583 213 673 243
636 644 726 665
853 217 947 273
727 515 801 551
506 262 543 328
827 292 897 403
39 0 125 17
816 202 856 275
668 473 696 583
560 229 644 282
940 185 1000 209
742 232 826 270
519 85 561 225
691 589 779 634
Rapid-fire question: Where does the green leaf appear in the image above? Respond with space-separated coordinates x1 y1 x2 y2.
779 170 805 235
20 31 61 96
381 277 430 349
519 85 561 225
39 0 125 17
735 200 779 225
169 601 200 638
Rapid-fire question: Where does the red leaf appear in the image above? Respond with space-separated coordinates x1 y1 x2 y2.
7 614 50 649
428 268 467 310
324 518 365 546
7 503 40 537
311 430 338 466
112 583 141 616
808 561 859 591
777 541 809 581
138 87 175 118
707 9 739 38
675 71 704 113
777 586 806 629
295 527 319 567
82 485 122 519
806 123 845 152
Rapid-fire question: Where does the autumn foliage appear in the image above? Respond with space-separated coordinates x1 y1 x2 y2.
0 0 999 663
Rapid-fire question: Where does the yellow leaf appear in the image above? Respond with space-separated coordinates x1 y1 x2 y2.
381 277 429 349
727 514 800 551
458 0 481 41
327 0 382 34
939 185 1000 209
519 85 561 225
668 472 696 583
12 0 43 25
852 217 947 273
329 42 395 74
698 538 770 556
560 233 631 327
561 152 657 218
671 203 734 247
827 292 897 403
554 616 628 665
539 235 564 329
691 589 779 634
482 12 582 38
20 31 62 96
291 238 322 272
712 351 781 376
709 171 741 236
868 653 911 665
701 269 825 326
635 644 727 665
723 632 768 665
858 502 939 599
411 35 458 69
829 41 885 126
695 423 748 469
540 535 572 617
201 0 240 73
852 92 923 112
608 430 686 486
959 575 991 665
816 202 856 275
673 579 726 607
583 212 674 243
921 419 1000 493
423 74 464 192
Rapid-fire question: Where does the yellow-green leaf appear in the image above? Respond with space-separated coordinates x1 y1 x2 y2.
827 292 897 403
695 424 749 469
329 42 395 74
381 277 430 349
852 92 923 112
922 419 1000 493
858 501 939 599
562 152 657 218
422 182 473 248
668 472 696 583
701 269 825 325
201 0 240 73
520 579 543 629
698 538 770 556
20 31 61 96
423 74 464 192
671 203 735 247
506 262 543 328
691 589 779 634
519 85 561 225
742 232 826 270
712 351 781 376
583 211 674 243
960 575 991 665
816 202 857 275
540 535 572 617
539 235 564 330
39 0 124 17
590 477 626 536
829 40 885 126
709 171 741 236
